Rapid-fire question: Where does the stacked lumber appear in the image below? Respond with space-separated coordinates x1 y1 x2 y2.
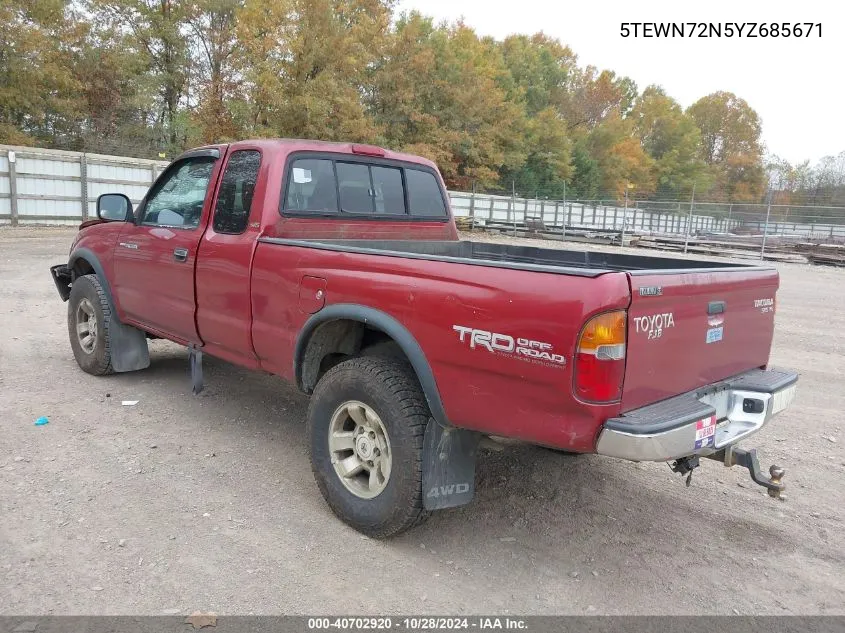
463 218 845 268
634 235 808 264
481 221 641 246
794 243 845 267
454 216 475 231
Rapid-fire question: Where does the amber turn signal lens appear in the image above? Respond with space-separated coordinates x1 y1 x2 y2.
578 311 626 353
574 311 627 403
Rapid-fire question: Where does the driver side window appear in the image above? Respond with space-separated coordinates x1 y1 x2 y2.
142 158 215 229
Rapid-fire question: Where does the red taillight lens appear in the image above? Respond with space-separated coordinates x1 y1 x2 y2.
574 311 627 402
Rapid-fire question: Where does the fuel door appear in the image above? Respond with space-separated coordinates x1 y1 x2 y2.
299 276 327 314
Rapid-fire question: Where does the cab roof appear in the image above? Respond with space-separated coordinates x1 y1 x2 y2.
192 139 439 172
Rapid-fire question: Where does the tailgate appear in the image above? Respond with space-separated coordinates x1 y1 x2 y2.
621 268 779 411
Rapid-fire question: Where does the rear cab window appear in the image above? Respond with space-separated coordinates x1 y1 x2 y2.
282 153 448 220
213 150 261 234
406 169 446 217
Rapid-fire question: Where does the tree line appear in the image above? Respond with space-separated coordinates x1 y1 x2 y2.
1 0 842 206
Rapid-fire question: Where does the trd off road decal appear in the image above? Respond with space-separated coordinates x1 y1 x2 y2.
632 312 675 340
452 325 566 368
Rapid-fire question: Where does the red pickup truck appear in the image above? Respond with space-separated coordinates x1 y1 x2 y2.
50 139 798 537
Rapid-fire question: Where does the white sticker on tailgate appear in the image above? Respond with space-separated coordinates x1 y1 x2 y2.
706 326 723 344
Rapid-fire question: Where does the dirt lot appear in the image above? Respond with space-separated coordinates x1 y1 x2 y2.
1 226 844 615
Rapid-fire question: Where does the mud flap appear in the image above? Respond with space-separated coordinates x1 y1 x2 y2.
422 419 480 511
110 318 150 373
190 345 203 395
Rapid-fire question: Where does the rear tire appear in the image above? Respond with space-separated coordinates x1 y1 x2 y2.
67 274 113 375
307 356 430 538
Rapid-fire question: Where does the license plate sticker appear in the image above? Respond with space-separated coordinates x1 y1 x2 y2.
706 326 723 344
694 415 717 449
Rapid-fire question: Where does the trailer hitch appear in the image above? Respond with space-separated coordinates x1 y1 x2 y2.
704 446 785 498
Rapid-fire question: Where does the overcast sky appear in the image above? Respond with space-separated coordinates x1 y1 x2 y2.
396 0 842 166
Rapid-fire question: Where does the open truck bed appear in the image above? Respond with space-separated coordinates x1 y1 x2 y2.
257 234 785 430
258 237 764 276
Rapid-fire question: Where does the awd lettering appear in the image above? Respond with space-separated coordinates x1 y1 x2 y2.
426 483 470 498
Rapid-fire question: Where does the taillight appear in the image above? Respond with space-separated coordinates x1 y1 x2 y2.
574 310 627 403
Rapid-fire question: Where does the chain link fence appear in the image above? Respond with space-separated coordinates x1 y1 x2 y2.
451 189 845 264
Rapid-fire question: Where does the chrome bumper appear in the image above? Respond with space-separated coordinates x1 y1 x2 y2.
596 368 798 462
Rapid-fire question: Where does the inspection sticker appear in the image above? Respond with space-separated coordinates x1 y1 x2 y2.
706 326 723 344
694 415 717 449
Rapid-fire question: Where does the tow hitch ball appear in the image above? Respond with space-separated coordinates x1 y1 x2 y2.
672 447 786 498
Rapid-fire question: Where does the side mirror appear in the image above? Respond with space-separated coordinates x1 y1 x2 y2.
97 193 133 222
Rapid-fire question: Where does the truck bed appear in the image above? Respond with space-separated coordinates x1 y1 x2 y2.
257 235 780 414
258 238 767 276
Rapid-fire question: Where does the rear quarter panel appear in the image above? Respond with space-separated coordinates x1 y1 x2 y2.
250 243 631 451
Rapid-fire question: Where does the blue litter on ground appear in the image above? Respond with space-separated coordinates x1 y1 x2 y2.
34 416 49 426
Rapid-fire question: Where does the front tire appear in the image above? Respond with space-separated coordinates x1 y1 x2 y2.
67 274 113 375
307 356 430 538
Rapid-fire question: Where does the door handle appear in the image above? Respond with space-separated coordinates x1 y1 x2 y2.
173 248 189 262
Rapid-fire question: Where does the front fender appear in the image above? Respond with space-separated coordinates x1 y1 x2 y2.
67 247 149 373
69 247 117 310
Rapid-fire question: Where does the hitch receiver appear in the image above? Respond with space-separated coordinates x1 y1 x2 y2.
704 446 785 498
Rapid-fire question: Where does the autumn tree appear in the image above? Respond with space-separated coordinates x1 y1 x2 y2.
802 151 845 206
0 0 815 205
236 0 390 143
498 33 575 197
0 0 83 145
583 114 654 198
631 85 707 198
185 0 245 144
568 143 600 198
687 91 765 201
371 13 526 189
91 0 194 152
561 67 638 132
70 16 160 155
500 33 575 117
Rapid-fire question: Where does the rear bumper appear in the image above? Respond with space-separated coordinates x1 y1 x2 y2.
595 368 798 462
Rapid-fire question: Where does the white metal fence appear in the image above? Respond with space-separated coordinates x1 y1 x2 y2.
448 192 740 235
0 145 168 226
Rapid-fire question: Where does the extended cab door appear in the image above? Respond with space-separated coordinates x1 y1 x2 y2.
112 150 222 344
195 147 265 367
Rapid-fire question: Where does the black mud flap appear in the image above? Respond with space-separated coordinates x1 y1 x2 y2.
190 345 203 395
422 419 480 511
110 318 150 373
50 265 72 301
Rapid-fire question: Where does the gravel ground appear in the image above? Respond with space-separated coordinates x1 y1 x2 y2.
1 226 843 615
